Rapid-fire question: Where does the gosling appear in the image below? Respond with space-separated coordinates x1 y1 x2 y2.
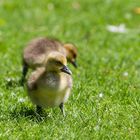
21 37 77 85
27 52 72 116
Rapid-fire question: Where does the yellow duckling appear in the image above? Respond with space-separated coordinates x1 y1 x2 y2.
27 52 72 116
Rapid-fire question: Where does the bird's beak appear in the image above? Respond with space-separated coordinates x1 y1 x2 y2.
71 60 78 68
61 66 72 75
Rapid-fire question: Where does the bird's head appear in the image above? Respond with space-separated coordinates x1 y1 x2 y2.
63 43 78 68
45 52 72 75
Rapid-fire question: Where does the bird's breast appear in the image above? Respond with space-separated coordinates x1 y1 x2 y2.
39 72 72 90
41 73 60 90
29 72 72 107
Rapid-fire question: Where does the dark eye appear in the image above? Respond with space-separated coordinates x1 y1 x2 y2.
73 54 76 58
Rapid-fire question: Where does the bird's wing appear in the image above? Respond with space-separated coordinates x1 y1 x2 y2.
27 67 46 91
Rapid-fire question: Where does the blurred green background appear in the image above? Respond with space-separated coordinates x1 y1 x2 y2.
0 0 140 139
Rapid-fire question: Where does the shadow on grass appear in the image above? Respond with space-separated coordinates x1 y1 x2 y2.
10 106 50 122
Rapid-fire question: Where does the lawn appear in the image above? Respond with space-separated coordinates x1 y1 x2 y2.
0 0 140 139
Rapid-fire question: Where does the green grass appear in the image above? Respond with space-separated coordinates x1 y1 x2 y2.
0 0 140 139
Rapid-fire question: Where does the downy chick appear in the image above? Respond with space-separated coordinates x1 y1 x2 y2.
21 37 77 85
27 52 72 116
